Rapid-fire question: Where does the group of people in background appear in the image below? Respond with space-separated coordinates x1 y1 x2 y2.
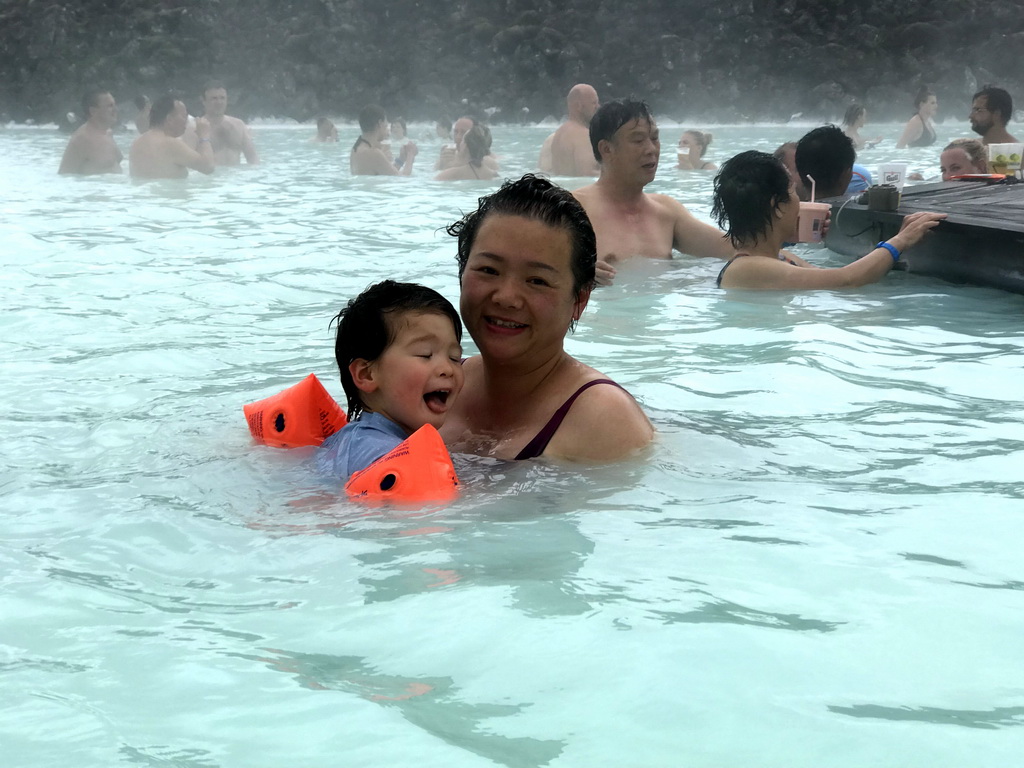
49 79 1019 468
59 82 259 178
58 79 1016 188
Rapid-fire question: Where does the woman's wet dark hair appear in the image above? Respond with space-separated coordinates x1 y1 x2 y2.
843 104 865 127
589 99 654 163
446 173 596 299
711 151 792 248
913 85 935 112
332 280 462 421
463 125 490 166
683 129 712 157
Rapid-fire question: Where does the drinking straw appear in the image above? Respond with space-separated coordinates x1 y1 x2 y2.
807 175 816 202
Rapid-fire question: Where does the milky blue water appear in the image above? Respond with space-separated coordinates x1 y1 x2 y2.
3 121 1023 767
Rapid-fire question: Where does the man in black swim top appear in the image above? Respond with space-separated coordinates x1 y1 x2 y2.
350 104 418 176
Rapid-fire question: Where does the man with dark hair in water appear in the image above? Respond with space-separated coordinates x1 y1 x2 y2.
571 99 732 285
58 89 123 175
129 94 214 179
350 104 417 175
970 85 1018 145
794 125 856 199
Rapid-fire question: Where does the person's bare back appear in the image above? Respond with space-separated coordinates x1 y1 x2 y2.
538 84 600 177
129 97 214 179
130 131 190 179
548 120 598 176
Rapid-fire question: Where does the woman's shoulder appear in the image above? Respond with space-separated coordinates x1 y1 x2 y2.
545 370 653 461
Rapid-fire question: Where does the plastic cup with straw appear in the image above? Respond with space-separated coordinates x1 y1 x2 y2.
797 174 829 243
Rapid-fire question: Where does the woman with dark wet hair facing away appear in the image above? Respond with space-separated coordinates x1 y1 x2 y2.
842 104 882 150
710 151 945 291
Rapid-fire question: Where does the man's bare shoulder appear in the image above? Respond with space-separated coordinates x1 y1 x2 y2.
645 190 687 209
554 120 586 138
571 182 598 200
67 125 91 142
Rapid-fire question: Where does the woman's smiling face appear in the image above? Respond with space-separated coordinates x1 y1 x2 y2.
459 214 587 365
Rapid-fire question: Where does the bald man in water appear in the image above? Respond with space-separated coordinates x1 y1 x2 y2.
129 94 214 179
572 99 732 284
58 90 123 175
539 84 601 176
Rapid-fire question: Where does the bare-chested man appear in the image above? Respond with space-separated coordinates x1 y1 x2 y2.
193 82 259 165
350 104 417 176
571 99 732 284
58 90 123 175
969 85 1018 145
538 84 600 176
129 94 214 179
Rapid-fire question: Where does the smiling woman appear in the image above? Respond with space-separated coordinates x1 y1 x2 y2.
441 174 653 461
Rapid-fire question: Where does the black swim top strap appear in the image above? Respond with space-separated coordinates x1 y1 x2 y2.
514 379 623 460
716 255 745 288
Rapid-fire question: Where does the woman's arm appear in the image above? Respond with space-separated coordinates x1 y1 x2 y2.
720 212 946 290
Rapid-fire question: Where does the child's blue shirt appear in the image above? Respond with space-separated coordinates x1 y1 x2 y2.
316 411 408 480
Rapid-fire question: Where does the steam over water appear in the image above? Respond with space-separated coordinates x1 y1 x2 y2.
3 123 1024 766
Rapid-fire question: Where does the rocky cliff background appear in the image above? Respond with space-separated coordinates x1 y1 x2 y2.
2 0 1022 125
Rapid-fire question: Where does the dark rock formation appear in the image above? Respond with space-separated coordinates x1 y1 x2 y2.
1 0 1022 125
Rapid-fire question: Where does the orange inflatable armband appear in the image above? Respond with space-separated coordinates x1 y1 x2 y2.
244 373 348 448
345 424 459 505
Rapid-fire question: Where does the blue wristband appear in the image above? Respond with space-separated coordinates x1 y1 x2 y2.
875 241 900 262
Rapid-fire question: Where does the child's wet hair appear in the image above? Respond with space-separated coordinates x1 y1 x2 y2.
332 280 461 420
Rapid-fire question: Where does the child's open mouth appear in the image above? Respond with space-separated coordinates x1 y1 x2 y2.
423 390 450 413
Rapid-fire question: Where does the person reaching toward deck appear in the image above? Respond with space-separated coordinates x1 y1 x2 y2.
711 151 945 291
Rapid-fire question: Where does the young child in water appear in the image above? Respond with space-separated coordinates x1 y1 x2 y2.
316 280 464 479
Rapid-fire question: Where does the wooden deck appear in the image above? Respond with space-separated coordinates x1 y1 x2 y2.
825 180 1024 294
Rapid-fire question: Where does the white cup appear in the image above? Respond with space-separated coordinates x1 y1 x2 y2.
878 163 909 191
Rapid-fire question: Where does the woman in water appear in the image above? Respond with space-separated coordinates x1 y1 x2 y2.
676 130 717 170
939 138 989 179
896 86 938 148
312 117 338 143
434 125 499 181
842 104 882 149
441 174 653 461
711 151 945 291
